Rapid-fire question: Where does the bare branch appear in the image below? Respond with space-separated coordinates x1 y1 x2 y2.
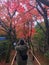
0 28 7 33
0 19 9 31
7 8 17 19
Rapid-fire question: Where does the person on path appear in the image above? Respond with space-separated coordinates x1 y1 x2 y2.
15 39 28 65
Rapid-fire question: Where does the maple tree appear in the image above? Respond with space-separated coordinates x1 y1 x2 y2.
0 0 49 45
0 0 49 62
0 0 36 41
0 0 49 61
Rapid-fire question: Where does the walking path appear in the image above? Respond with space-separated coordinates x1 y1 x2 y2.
27 52 34 65
12 50 49 65
13 53 34 65
1 50 49 65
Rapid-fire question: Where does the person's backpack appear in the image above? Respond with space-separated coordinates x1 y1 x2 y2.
19 50 28 60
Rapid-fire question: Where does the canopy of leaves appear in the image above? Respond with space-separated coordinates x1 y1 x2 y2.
0 0 49 38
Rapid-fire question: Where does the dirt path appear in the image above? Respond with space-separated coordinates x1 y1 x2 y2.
27 52 34 65
0 50 49 65
13 52 34 65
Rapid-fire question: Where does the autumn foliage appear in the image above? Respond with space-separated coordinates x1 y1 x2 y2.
0 0 49 39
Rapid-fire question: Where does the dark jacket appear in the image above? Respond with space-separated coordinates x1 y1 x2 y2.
16 44 28 65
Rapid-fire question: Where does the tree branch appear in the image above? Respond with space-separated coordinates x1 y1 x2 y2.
0 28 7 33
7 8 17 19
0 19 9 31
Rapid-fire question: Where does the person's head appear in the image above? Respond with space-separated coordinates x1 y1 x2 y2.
20 39 25 45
